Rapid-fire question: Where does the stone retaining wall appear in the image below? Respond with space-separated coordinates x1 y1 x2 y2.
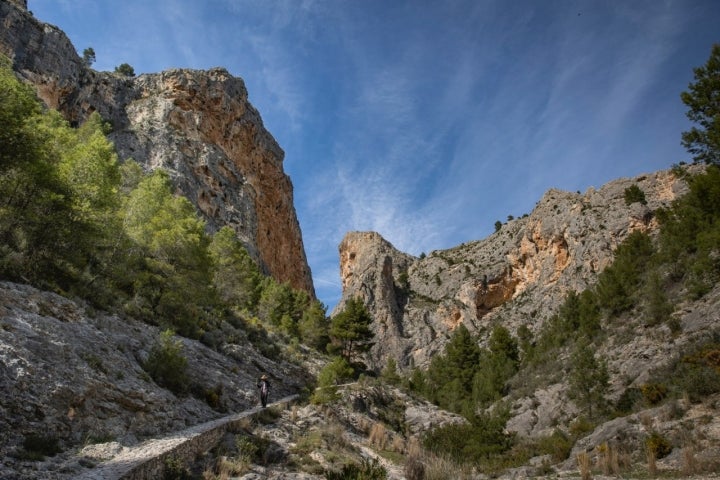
77 395 299 480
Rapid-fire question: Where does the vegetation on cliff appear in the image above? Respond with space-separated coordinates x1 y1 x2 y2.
357 44 720 475
2 28 720 479
0 54 326 356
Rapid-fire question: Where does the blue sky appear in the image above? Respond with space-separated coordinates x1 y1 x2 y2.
30 0 720 310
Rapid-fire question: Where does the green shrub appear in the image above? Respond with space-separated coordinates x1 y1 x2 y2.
142 329 189 395
114 63 135 76
381 358 401 386
423 409 513 463
535 429 573 462
236 435 260 461
595 231 654 316
615 387 643 414
673 358 720 402
624 184 647 205
325 458 387 479
256 406 281 424
312 356 354 404
19 434 61 460
642 273 674 326
203 384 224 410
657 166 720 299
640 383 668 405
650 340 720 402
568 417 595 437
163 456 192 480
645 431 672 459
568 342 609 419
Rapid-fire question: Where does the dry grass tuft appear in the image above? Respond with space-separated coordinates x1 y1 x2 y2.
202 455 250 480
682 445 697 476
646 444 657 477
596 441 619 475
577 451 592 480
404 454 426 480
424 454 474 480
323 421 349 449
391 434 406 454
368 422 388 450
406 436 423 457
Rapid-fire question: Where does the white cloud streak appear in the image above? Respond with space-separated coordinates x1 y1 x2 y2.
27 0 720 310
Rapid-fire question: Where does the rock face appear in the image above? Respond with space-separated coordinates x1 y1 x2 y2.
334 166 702 371
0 280 310 477
0 1 313 295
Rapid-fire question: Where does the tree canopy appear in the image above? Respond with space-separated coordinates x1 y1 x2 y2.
114 63 135 77
681 43 720 164
329 297 374 364
82 47 96 67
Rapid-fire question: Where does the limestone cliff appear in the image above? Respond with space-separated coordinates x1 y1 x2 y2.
0 1 313 295
334 166 703 371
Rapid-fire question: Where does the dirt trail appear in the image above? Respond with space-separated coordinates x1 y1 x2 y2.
76 395 299 480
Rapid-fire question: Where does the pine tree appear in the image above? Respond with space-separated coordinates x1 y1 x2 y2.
329 297 374 364
568 342 609 418
681 43 720 164
208 226 261 310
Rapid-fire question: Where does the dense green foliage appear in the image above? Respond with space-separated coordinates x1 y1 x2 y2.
681 43 720 165
325 458 387 480
423 408 514 463
312 356 355 404
123 170 215 337
143 329 189 395
1 57 121 297
114 63 135 77
82 47 95 67
413 324 518 418
595 230 655 315
328 297 374 365
646 336 720 403
623 184 647 205
567 341 609 418
0 56 327 361
657 165 720 298
312 298 376 403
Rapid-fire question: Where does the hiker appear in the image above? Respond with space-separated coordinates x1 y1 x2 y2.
257 374 270 408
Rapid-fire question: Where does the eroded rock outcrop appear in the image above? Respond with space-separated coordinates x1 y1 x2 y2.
335 167 701 371
0 1 313 295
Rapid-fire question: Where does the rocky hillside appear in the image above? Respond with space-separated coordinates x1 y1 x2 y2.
0 280 312 478
0 279 463 479
335 166 703 371
0 0 313 295
332 163 720 474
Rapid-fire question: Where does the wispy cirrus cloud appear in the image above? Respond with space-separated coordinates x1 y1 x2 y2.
28 0 720 310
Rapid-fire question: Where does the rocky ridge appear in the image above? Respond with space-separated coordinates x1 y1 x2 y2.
335 166 702 371
335 165 720 454
0 0 313 295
